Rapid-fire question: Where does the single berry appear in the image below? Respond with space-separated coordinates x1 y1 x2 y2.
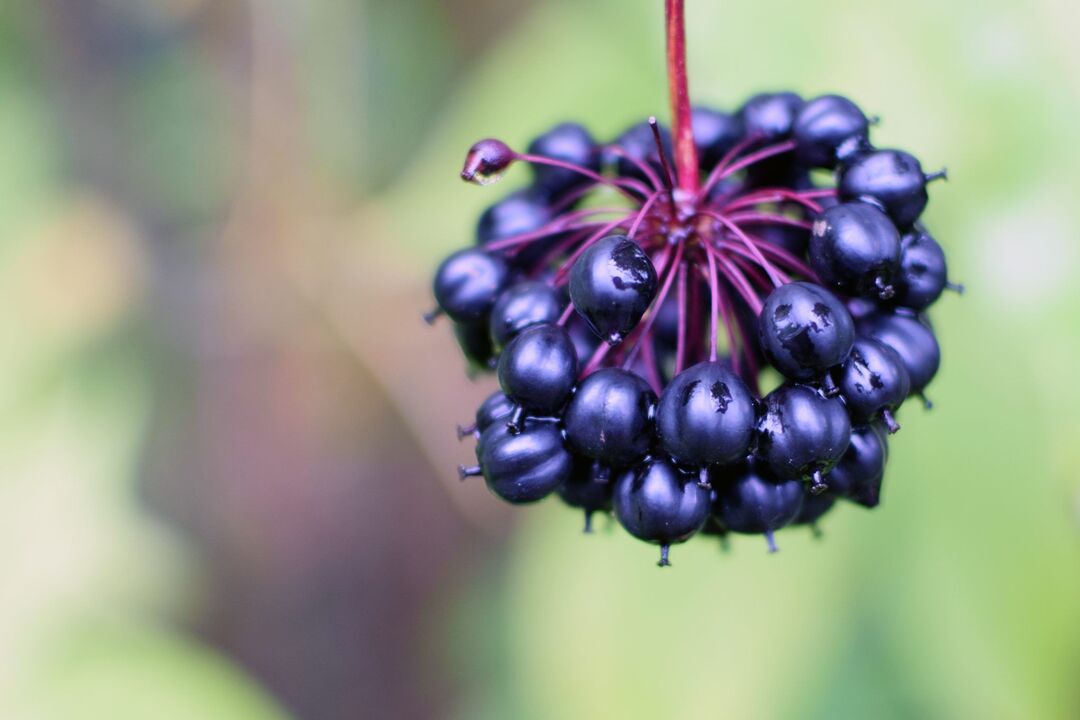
433 248 511 323
858 311 941 398
558 456 615 532
476 189 552 249
489 281 564 350
453 320 497 374
738 92 804 142
613 457 711 566
569 235 658 344
712 460 805 552
793 94 870 168
472 419 572 504
791 491 837 530
758 281 855 382
837 337 910 430
527 122 601 201
756 223 810 257
474 390 516 434
563 368 657 467
823 424 888 508
757 383 852 490
892 228 950 310
497 323 578 418
460 138 515 185
839 149 944 229
810 202 901 299
655 361 756 469
692 106 744 170
607 120 674 184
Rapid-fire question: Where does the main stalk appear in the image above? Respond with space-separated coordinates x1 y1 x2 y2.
665 0 699 195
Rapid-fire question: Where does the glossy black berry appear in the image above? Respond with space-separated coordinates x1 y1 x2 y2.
569 235 658 344
793 94 870 168
757 384 851 489
433 248 510 323
564 368 657 467
859 311 941 397
527 122 601 201
655 361 756 468
453 320 497 373
893 228 949 310
739 92 804 142
712 460 804 552
810 203 901 299
756 223 810 257
692 107 744 170
475 419 572 504
489 281 563 350
474 390 515 433
838 337 910 430
608 120 674 184
758 281 855 382
823 424 888 508
613 457 711 566
497 323 578 416
558 456 615 532
792 491 837 528
476 189 552 245
840 149 941 229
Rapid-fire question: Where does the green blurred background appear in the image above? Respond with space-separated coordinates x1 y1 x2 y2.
2 0 1079 718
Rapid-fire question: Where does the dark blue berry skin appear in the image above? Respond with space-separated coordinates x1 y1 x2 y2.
792 491 837 527
476 189 551 245
453 320 497 373
810 203 901 299
838 337 911 427
758 281 855 382
839 149 932 229
739 92 804 142
607 121 674 185
793 94 870 169
823 424 888 508
558 455 615 532
475 391 515 433
712 460 804 546
757 384 852 485
497 323 578 415
478 419 572 504
692 107 744 170
433 249 511 323
892 229 948 310
567 319 601 365
756 223 810 257
564 368 657 467
527 122 600 201
489 281 563 350
858 311 940 396
569 235 658 344
655 361 756 468
613 457 711 564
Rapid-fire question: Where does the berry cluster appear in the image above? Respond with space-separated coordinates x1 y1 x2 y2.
427 7 957 566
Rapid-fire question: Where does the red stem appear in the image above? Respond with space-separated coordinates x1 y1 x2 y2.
665 0 698 194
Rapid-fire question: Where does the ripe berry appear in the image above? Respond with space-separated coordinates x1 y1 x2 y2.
739 92 803 142
476 189 552 245
558 456 615 532
471 419 572 504
823 424 888 508
613 457 711 566
712 460 804 552
758 281 855 382
527 122 601 201
497 323 578 419
453 320 497 373
655 361 756 469
608 120 674 184
793 94 870 168
792 491 837 529
569 235 658 344
840 149 944 229
474 390 516 434
489 281 564 350
563 368 657 467
837 337 910 430
810 203 901 299
757 383 851 490
692 107 744 170
858 311 941 398
433 248 511 323
892 228 950 310
756 223 810 256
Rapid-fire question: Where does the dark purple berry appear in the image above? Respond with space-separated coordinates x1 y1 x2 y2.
476 189 552 245
475 391 515 433
489 281 563 350
460 138 515 185
858 311 940 397
613 457 711 566
453 320 497 373
607 120 673 184
756 223 810 257
840 149 943 229
837 337 910 430
810 202 901 299
823 424 888 508
758 281 855 382
692 107 744 170
527 122 600 201
712 460 804 552
792 491 837 529
757 383 851 490
563 368 657 467
738 92 804 142
474 419 572 504
433 248 510 323
655 361 756 468
793 94 870 168
892 228 949 310
497 323 578 417
569 235 658 344
558 456 615 532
